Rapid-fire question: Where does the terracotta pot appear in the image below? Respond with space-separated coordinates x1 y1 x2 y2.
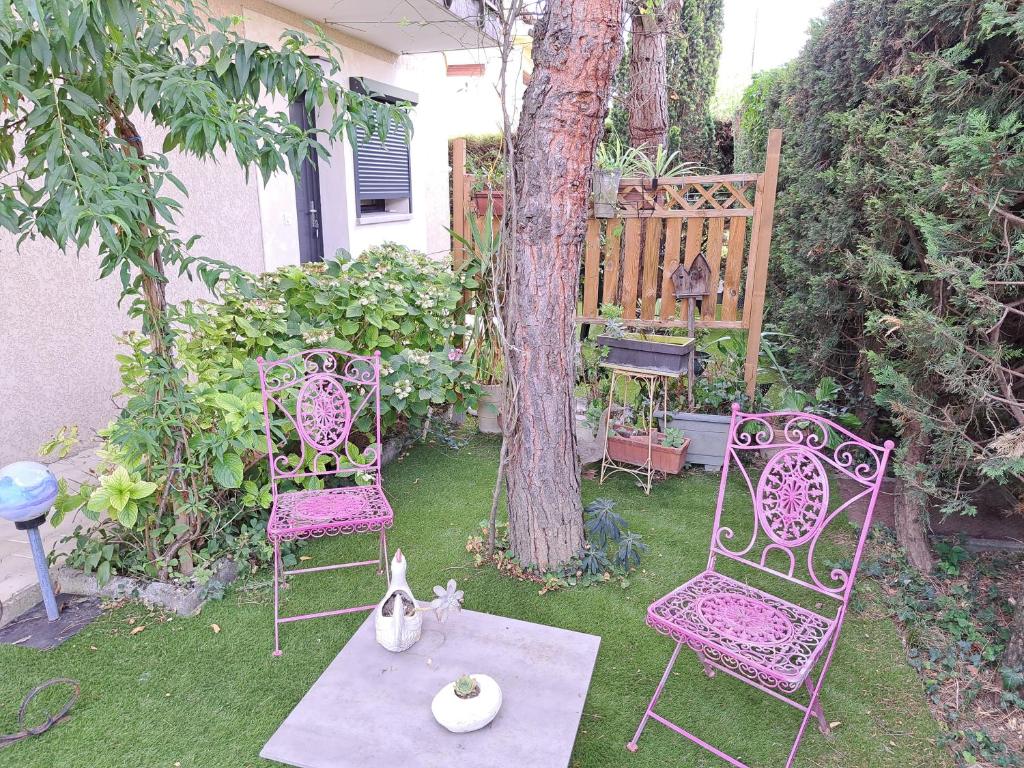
606 430 689 475
472 189 504 216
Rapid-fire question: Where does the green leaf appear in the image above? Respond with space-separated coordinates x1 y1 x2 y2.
96 560 112 587
87 486 112 515
117 500 139 528
130 480 158 499
212 452 244 489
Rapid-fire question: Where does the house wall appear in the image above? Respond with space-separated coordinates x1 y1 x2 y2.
0 0 455 464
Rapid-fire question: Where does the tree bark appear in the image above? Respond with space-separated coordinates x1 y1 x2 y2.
1004 593 1024 671
894 417 935 571
108 102 170 357
504 0 624 570
626 2 674 156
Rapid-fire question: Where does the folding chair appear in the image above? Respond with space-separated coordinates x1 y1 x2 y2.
257 348 393 656
628 403 894 767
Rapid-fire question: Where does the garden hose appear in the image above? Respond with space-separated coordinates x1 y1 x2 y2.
0 600 81 749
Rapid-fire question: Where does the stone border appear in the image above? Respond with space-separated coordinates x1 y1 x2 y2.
2 430 421 625
53 557 240 618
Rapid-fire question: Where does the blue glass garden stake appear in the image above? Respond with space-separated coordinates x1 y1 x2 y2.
0 462 61 621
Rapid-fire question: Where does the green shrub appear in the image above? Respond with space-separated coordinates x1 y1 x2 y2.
733 0 1024 520
52 244 475 584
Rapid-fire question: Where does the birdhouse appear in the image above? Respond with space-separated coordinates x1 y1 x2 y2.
670 254 712 299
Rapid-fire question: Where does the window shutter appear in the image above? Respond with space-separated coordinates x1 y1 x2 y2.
353 121 411 201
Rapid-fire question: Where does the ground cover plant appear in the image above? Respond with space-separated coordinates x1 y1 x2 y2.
863 533 1024 765
0 434 950 768
49 244 474 586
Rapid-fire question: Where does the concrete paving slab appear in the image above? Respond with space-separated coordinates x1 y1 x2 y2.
261 609 601 768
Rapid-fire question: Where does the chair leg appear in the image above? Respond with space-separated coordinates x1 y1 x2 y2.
627 641 683 753
379 529 390 580
804 678 829 735
272 539 283 657
697 650 716 678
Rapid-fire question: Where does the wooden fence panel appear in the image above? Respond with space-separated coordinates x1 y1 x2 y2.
677 218 704 322
449 130 783 396
582 219 602 317
658 218 683 321
601 219 622 307
619 219 642 320
702 217 726 322
720 217 746 322
639 219 664 319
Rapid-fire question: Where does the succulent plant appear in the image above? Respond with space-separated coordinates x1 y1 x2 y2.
429 579 465 623
453 674 479 699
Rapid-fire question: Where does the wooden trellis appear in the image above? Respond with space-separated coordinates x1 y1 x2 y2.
450 129 782 397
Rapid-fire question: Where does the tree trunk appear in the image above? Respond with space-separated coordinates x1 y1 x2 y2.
626 2 673 156
504 0 624 570
1004 594 1024 671
108 103 170 357
894 417 935 571
109 102 193 577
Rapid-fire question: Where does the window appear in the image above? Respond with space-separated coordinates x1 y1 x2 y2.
350 78 417 220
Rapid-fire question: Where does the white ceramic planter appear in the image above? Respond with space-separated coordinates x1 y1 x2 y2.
431 674 502 733
374 550 423 652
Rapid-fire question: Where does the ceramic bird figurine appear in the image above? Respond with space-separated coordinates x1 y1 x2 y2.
374 549 423 652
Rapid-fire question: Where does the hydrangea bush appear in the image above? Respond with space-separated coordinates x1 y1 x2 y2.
52 244 475 584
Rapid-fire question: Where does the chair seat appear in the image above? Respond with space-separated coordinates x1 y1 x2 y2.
646 571 835 692
268 485 394 542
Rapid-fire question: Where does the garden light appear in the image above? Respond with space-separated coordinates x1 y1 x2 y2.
0 461 60 621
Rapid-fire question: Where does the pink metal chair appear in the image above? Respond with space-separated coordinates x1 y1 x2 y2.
628 404 894 768
257 348 393 656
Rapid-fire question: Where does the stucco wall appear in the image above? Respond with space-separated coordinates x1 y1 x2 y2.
0 1 455 464
240 4 453 262
0 131 265 464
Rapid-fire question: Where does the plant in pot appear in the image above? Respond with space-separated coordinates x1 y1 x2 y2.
574 337 611 464
593 137 641 218
654 331 751 469
605 414 690 475
468 153 506 217
595 303 695 375
431 673 503 733
453 211 504 433
624 145 701 208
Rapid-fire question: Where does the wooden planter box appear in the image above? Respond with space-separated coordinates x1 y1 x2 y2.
606 430 689 475
655 411 731 470
596 334 694 375
472 189 504 216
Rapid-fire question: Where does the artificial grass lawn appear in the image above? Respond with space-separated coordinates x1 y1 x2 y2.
0 434 949 768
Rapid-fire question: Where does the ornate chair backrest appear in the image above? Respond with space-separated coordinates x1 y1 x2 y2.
709 404 894 614
257 348 382 499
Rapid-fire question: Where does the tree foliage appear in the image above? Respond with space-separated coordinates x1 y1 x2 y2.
734 0 1024 526
0 0 408 577
607 0 724 166
666 0 723 165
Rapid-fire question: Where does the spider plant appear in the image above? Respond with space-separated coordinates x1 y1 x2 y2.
450 210 503 387
633 144 701 179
